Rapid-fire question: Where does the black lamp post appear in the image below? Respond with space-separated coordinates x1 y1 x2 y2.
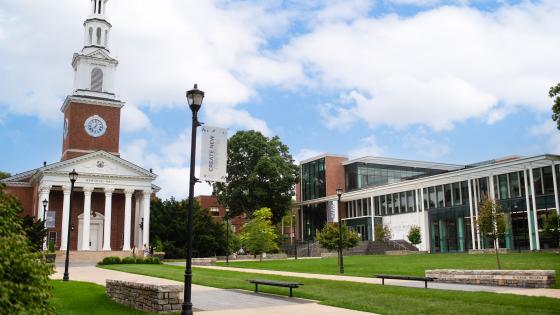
336 187 344 274
292 214 297 260
63 169 78 282
181 84 204 315
42 199 48 251
225 208 230 265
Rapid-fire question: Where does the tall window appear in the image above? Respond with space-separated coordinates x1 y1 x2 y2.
88 27 93 45
96 27 102 45
104 30 108 46
91 68 103 91
98 0 102 14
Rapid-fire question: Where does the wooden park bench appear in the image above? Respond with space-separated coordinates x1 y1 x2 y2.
247 279 303 297
374 274 434 288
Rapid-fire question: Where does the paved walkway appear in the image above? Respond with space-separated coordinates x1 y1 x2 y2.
51 266 374 315
176 264 560 299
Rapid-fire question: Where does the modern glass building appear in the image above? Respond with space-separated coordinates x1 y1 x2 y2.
296 154 560 252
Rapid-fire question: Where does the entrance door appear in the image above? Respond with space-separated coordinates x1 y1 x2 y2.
90 227 99 251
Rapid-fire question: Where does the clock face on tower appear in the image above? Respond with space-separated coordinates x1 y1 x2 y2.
84 115 107 138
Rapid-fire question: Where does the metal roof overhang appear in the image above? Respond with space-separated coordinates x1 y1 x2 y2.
340 154 560 202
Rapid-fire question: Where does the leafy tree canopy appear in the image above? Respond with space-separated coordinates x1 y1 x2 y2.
550 83 560 130
542 211 559 248
213 131 299 224
407 225 421 246
0 184 54 314
240 207 278 260
0 171 10 180
316 223 360 252
22 216 48 252
150 197 228 258
374 224 392 242
476 197 506 269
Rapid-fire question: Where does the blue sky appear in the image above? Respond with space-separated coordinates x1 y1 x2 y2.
1 0 559 199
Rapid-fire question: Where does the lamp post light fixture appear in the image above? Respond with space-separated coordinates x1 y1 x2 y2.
181 84 204 315
336 187 344 274
63 169 78 282
42 199 48 251
225 208 230 265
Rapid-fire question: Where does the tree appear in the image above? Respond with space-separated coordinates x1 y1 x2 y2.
374 224 392 242
224 221 241 255
240 207 278 261
0 184 54 314
407 225 421 247
477 197 506 269
213 131 299 224
550 83 560 130
0 171 10 180
150 197 228 258
542 211 559 248
22 215 48 252
316 223 360 252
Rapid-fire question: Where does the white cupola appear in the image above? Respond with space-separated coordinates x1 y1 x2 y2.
71 0 119 100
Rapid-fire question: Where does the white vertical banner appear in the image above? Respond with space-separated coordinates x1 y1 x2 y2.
200 126 228 182
327 200 338 223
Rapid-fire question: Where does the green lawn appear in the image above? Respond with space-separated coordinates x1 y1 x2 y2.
102 264 560 315
217 252 560 288
50 280 152 314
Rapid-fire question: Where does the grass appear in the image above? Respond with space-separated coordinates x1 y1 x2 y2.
50 280 151 314
216 252 560 288
102 263 560 315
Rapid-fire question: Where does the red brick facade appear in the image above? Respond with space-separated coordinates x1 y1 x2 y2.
196 195 246 234
61 101 121 161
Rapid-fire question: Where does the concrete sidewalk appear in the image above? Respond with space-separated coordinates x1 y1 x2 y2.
51 265 374 315
181 264 560 299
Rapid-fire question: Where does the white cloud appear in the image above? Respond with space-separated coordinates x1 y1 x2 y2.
121 105 151 133
154 167 213 200
529 120 560 154
294 148 324 163
348 135 384 159
402 128 450 159
283 1 560 131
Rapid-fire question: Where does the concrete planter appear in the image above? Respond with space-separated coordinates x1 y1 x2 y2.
426 269 556 288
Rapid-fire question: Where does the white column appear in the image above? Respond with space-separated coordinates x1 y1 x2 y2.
81 187 93 251
123 189 134 251
102 187 114 251
474 179 482 249
419 187 429 251
552 161 560 225
60 186 71 250
370 196 375 242
134 193 141 249
37 185 51 221
142 190 151 248
523 168 535 250
528 166 541 250
488 175 499 249
468 179 476 250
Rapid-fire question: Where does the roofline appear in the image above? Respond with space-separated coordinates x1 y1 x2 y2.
299 153 348 165
342 156 464 171
340 154 560 200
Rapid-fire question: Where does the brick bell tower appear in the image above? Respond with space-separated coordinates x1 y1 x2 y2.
61 0 124 161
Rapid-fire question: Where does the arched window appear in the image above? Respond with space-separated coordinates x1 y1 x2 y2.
93 0 97 14
91 68 103 92
104 30 108 47
88 27 93 45
96 27 102 45
98 0 102 14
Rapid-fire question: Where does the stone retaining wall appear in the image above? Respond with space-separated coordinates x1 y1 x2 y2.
468 249 509 254
106 280 183 313
425 269 556 288
192 257 217 265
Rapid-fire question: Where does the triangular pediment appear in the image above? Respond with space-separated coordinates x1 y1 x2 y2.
85 49 115 61
45 151 156 179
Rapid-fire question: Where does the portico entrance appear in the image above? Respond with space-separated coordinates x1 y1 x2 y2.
78 212 104 251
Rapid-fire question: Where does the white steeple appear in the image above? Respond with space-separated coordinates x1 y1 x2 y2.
71 0 119 100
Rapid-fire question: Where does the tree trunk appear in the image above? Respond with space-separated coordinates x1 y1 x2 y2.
259 253 263 262
494 240 501 270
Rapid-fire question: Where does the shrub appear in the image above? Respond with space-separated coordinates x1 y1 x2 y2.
121 257 136 264
99 256 121 265
316 223 360 252
135 257 145 264
0 185 54 314
374 224 392 242
407 225 421 246
48 240 55 253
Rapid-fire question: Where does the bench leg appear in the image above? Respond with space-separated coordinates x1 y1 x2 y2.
382 278 385 285
290 288 293 297
425 280 427 289
255 283 258 293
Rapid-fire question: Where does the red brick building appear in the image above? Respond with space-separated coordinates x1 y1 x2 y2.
1 1 158 253
196 195 246 234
